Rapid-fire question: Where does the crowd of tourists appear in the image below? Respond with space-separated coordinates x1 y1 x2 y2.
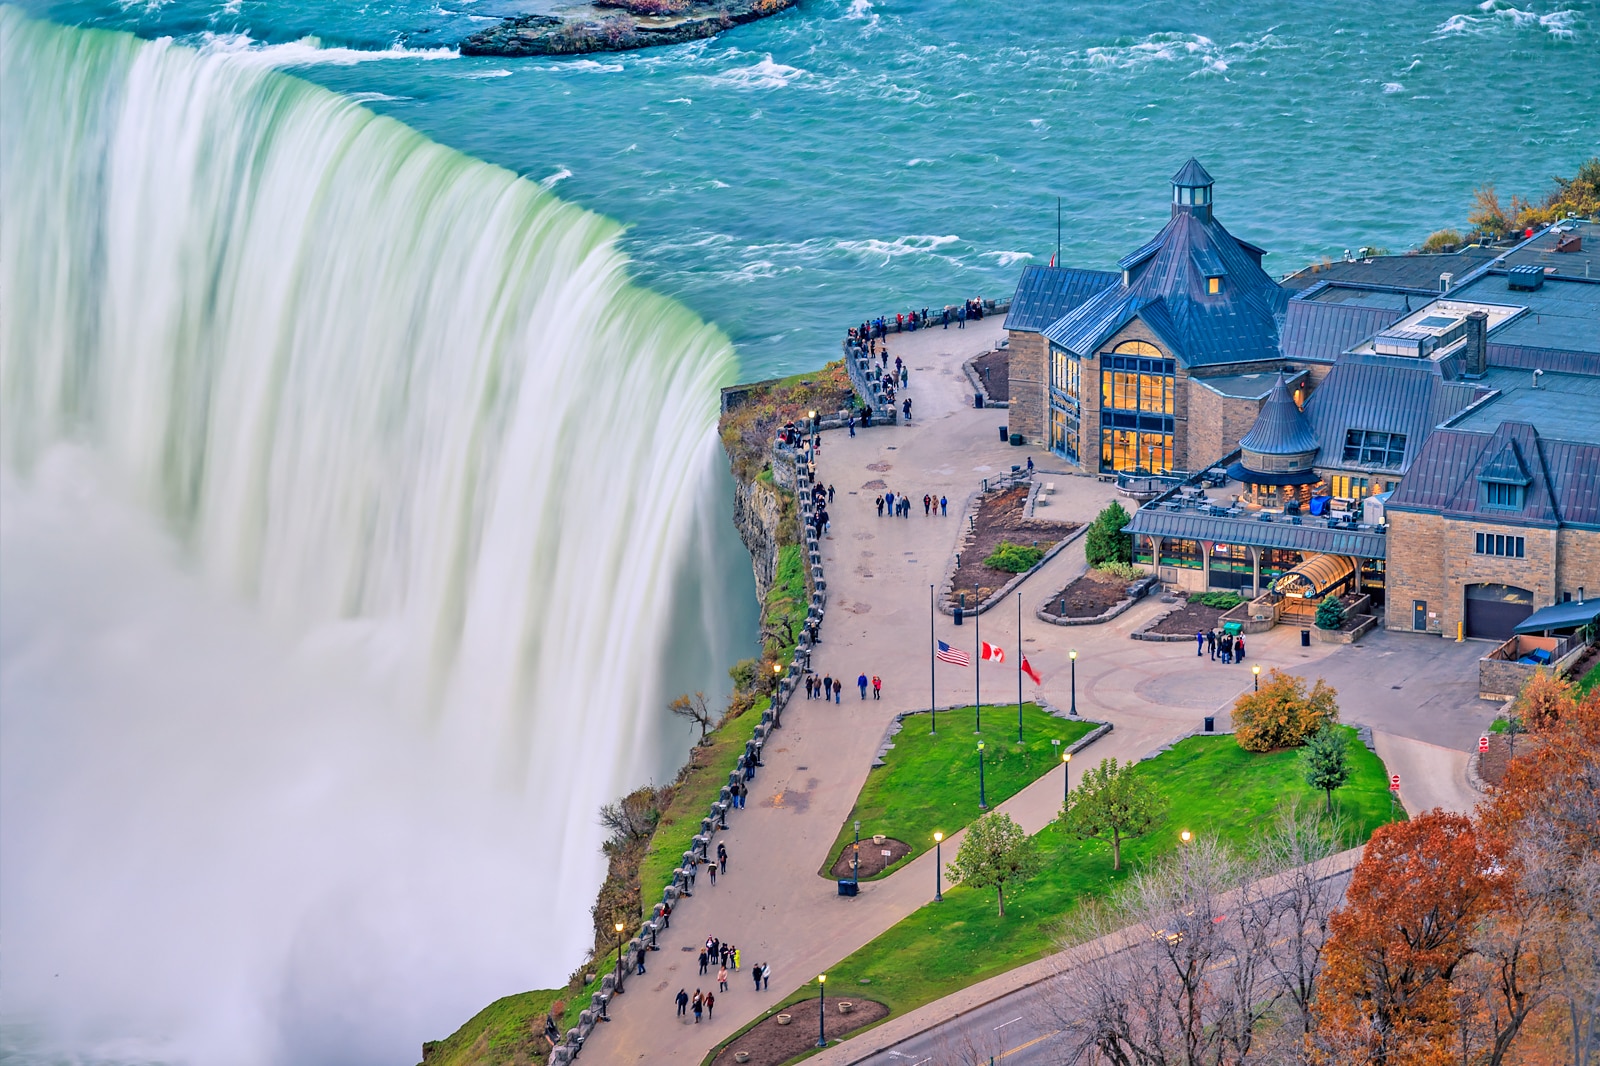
1197 627 1247 663
674 932 774 1024
846 298 987 343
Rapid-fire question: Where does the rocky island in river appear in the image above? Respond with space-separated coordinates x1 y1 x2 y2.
459 0 795 56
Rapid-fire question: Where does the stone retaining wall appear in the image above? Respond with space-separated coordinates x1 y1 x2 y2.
961 354 1008 409
1037 574 1158 627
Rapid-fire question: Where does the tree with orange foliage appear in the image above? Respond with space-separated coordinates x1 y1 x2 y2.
1313 810 1492 1065
1231 669 1339 752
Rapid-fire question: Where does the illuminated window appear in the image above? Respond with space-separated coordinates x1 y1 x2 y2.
1207 277 1221 294
1099 341 1175 472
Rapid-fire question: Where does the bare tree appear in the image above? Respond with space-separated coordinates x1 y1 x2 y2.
668 691 716 743
1256 800 1346 1045
597 785 659 850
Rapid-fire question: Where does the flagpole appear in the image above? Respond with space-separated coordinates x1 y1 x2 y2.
1017 591 1024 743
929 584 937 737
1057 196 1062 268
975 599 982 734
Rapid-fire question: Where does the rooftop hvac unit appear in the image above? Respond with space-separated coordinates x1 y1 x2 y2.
1508 264 1546 291
1439 272 1454 292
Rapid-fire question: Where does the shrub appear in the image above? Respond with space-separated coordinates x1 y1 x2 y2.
1187 591 1243 610
985 542 1045 573
1084 501 1133 567
1419 228 1464 253
1094 560 1141 580
1232 669 1340 752
1315 594 1346 631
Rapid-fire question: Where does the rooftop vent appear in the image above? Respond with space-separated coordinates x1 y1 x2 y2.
1439 272 1454 293
1508 264 1546 291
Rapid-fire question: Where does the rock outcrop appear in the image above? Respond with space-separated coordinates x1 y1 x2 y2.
459 0 795 57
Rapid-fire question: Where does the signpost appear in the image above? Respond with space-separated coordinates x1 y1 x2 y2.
1479 735 1490 754
1389 773 1400 817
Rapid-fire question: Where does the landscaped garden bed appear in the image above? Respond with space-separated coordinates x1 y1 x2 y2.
710 997 890 1066
1046 568 1129 618
815 704 1097 881
1147 592 1244 636
946 485 1079 612
779 730 1397 1025
969 347 1009 401
828 837 911 880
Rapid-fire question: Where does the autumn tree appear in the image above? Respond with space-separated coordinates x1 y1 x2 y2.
1231 669 1340 752
1313 810 1493 1064
668 691 716 742
1300 726 1354 814
946 811 1040 917
1060 757 1166 871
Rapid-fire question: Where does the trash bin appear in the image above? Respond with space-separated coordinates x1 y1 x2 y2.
974 392 985 409
998 425 1008 442
1010 433 1025 446
837 879 859 897
954 605 964 627
1204 716 1215 733
1300 628 1311 647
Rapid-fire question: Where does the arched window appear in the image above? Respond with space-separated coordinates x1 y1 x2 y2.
1099 341 1176 474
1113 340 1164 358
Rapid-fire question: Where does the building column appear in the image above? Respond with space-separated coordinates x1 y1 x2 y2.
1251 546 1261 598
1201 541 1213 590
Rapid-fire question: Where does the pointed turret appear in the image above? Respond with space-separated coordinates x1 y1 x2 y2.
1171 158 1215 221
1239 373 1318 458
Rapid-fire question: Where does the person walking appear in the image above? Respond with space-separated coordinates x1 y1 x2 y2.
1196 629 1205 657
833 678 842 703
827 484 835 503
692 991 703 1023
1236 634 1246 661
698 949 709 975
1206 629 1216 659
884 491 894 515
923 493 931 516
822 675 832 700
717 965 729 992
753 965 763 992
848 414 856 438
676 988 689 1018
942 306 950 328
708 862 717 886
875 495 884 517
872 675 881 700
762 963 772 990
718 841 728 874
705 991 715 1020
857 673 869 699
940 495 948 516
733 946 741 971
957 303 967 328
636 946 648 975
1026 456 1035 475
902 397 912 422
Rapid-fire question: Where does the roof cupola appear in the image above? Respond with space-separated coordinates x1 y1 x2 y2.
1171 157 1214 222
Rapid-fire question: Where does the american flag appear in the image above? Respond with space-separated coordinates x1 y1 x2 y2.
935 640 970 667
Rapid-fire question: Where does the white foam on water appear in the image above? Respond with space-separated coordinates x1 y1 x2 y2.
1383 82 1404 93
1435 2 1579 37
456 66 512 78
702 53 807 89
540 165 573 187
982 250 1035 268
844 0 874 18
193 30 460 66
347 90 409 102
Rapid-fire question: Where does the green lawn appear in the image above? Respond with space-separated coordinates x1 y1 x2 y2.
818 703 1096 880
636 696 768 919
779 730 1398 1026
764 543 809 662
427 988 564 1066
1576 660 1600 695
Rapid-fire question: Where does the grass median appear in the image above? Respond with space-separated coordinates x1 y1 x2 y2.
818 703 1096 880
774 729 1398 1034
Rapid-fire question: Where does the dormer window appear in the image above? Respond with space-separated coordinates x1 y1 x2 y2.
1208 277 1221 294
1483 481 1525 509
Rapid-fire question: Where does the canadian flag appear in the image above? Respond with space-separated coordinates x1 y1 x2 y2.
981 641 1005 663
1021 656 1042 685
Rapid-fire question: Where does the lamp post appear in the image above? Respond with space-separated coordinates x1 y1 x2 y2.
613 921 626 992
771 661 785 726
1180 829 1192 845
1016 591 1024 743
1252 664 1260 691
817 974 828 1048
977 741 988 809
1069 649 1078 716
933 831 944 902
1063 750 1072 805
852 819 861 885
808 409 818 443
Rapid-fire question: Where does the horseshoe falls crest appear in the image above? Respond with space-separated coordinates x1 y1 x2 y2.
0 10 750 1064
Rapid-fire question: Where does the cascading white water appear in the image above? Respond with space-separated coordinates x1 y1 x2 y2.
0 10 751 1065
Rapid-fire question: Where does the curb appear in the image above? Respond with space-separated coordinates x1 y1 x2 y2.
1037 574 1158 627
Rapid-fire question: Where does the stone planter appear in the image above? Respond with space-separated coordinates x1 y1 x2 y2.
776 1014 792 1026
838 1001 855 1014
736 1053 752 1063
872 834 886 846
1311 614 1377 644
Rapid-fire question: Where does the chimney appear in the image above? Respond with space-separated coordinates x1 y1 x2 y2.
1465 310 1488 376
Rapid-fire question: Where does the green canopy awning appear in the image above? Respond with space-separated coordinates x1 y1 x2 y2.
1512 599 1600 634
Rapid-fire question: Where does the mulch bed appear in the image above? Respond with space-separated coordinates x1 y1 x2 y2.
827 838 910 879
712 998 890 1066
1045 569 1130 619
970 348 1009 401
1148 601 1229 636
948 485 1078 610
1478 732 1545 788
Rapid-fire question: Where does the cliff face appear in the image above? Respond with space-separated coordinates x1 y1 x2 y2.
732 472 783 604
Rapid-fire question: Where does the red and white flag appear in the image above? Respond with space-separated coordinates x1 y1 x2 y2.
981 641 1005 663
1020 656 1042 685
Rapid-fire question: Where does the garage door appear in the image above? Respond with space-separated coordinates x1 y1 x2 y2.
1464 583 1534 641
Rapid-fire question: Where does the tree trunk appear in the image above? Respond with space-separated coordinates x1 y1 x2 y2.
997 884 1005 917
1325 787 1333 815
1111 827 1122 871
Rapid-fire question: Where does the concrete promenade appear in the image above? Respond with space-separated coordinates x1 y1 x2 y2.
579 317 1492 1064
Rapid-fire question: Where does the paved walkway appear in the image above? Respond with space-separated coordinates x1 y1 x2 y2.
580 319 1493 1064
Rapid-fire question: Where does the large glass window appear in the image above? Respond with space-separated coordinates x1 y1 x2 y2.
1158 538 1203 568
1342 429 1407 469
1051 407 1077 462
1099 341 1175 473
1051 348 1080 400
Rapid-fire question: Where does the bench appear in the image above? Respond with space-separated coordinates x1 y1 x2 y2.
1045 482 1056 495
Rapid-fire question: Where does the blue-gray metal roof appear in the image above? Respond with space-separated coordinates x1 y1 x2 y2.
1447 368 1600 445
1451 272 1600 354
1487 343 1600 376
1239 375 1319 456
1386 422 1600 529
1171 158 1214 187
1280 247 1501 292
1495 220 1600 282
1302 361 1486 474
1046 210 1287 368
1280 299 1405 363
1514 599 1600 634
1004 265 1120 333
1125 507 1388 558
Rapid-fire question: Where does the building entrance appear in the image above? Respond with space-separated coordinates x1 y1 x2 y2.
1464 583 1534 641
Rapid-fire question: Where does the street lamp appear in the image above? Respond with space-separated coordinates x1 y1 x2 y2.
1063 750 1072 805
817 974 828 1048
1069 649 1079 716
852 820 861 885
977 740 988 809
1252 664 1261 691
613 921 626 992
933 831 944 902
1180 829 1192 845
808 409 818 441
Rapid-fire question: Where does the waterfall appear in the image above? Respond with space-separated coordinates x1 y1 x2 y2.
0 10 750 1065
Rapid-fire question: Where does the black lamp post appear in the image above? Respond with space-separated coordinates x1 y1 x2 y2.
934 831 944 902
852 820 861 885
1063 750 1072 805
977 741 988 809
613 921 626 992
1069 649 1078 716
817 974 828 1048
1252 664 1260 691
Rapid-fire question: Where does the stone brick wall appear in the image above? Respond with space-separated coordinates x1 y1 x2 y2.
1557 527 1600 599
1386 511 1561 635
1188 383 1265 472
1006 329 1047 443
